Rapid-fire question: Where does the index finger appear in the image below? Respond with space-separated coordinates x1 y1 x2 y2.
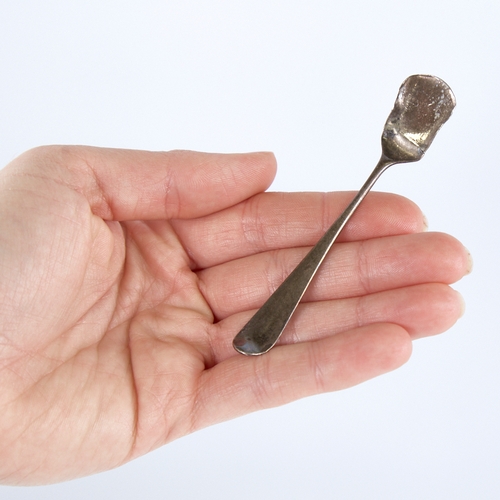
171 191 426 269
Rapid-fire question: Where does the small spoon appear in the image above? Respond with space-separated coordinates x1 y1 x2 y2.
233 74 456 356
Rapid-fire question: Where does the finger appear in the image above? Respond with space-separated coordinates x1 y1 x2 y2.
207 282 462 362
194 324 412 430
172 191 426 268
198 232 471 320
12 146 276 221
283 283 464 343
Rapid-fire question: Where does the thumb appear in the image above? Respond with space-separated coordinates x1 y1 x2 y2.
11 146 277 221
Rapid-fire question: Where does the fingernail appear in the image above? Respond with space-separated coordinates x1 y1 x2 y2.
464 247 473 275
455 290 466 318
422 214 429 231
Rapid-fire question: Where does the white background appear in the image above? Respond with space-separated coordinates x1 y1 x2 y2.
1 1 498 498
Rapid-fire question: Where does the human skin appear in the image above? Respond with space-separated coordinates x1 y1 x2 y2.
0 146 470 485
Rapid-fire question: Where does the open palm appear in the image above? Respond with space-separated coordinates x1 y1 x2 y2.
0 146 469 485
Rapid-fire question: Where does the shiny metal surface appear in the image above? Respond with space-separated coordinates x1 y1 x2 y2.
233 75 456 356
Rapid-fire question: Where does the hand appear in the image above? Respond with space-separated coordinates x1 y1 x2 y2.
0 146 470 485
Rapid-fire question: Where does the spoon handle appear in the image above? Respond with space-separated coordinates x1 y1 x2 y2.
233 155 396 355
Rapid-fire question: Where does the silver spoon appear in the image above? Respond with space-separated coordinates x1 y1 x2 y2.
233 74 456 356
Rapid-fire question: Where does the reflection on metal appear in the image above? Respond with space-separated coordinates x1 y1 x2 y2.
233 75 456 356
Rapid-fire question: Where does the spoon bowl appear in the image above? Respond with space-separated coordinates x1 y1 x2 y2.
382 75 456 162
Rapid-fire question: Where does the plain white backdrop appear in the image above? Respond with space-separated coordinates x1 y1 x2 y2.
1 1 498 498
